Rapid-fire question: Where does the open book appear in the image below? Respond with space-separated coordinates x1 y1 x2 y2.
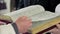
4 5 60 34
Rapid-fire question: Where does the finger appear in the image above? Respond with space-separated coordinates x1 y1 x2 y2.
22 17 32 23
24 19 32 26
56 24 60 29
19 16 28 20
17 16 28 21
48 28 58 33
28 19 32 23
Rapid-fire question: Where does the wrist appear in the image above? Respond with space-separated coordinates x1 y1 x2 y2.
15 22 25 33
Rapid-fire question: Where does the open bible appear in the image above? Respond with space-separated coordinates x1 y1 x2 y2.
4 5 60 34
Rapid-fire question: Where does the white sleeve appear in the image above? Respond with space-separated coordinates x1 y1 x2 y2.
55 4 60 14
0 23 19 34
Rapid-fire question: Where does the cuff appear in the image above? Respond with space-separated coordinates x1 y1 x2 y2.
12 23 19 34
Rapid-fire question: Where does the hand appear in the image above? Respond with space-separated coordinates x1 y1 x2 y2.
49 24 60 34
15 16 32 33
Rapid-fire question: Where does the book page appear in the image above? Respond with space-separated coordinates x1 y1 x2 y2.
30 11 59 21
4 5 45 22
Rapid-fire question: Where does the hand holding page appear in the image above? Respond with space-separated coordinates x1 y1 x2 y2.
4 5 60 34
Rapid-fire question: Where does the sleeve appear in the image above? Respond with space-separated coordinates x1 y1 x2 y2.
0 23 19 34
